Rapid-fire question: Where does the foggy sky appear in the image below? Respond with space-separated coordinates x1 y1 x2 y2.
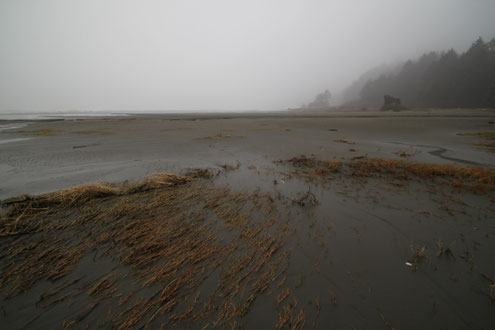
1 0 494 112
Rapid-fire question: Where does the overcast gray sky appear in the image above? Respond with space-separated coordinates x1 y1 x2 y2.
1 0 494 112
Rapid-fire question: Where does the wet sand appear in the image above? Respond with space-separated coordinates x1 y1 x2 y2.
1 109 494 199
0 109 494 329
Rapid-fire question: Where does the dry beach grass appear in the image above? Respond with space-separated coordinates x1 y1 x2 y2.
0 172 294 328
282 155 495 195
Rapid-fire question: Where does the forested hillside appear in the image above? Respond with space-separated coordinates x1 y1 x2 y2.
350 37 495 108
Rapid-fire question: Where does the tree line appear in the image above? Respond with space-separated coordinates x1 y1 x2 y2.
356 37 495 108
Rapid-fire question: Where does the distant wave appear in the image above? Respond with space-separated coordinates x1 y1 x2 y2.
0 112 128 121
0 138 32 145
0 123 30 131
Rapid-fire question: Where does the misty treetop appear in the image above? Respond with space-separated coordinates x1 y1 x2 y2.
305 89 331 108
357 37 495 108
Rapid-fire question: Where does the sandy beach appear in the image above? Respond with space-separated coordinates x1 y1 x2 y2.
1 108 494 329
1 109 494 199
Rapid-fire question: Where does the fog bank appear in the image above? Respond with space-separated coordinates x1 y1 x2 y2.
1 0 494 112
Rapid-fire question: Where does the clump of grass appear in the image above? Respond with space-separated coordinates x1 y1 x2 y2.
196 132 232 140
0 170 291 328
8 129 61 136
458 132 495 140
284 155 342 173
276 299 306 329
312 296 320 329
480 273 495 301
436 240 456 257
472 141 495 153
281 155 495 195
88 274 116 296
37 184 121 206
2 173 189 214
394 150 420 158
409 244 428 269
186 168 215 179
329 290 338 306
219 162 240 171
333 139 355 144
458 131 495 152
292 191 318 207
125 172 190 193
73 130 113 135
277 288 291 305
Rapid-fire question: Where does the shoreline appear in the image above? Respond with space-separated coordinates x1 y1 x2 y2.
1 108 495 122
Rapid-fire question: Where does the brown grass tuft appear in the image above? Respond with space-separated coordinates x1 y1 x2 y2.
282 155 495 195
8 129 61 136
73 130 113 135
333 139 355 144
459 131 495 152
196 133 232 140
0 170 290 328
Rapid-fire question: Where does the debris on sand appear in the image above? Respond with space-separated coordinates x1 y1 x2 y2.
409 244 428 270
394 150 420 158
186 168 215 178
292 191 318 207
218 162 241 171
196 132 244 140
480 273 495 301
436 240 456 258
333 139 355 145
